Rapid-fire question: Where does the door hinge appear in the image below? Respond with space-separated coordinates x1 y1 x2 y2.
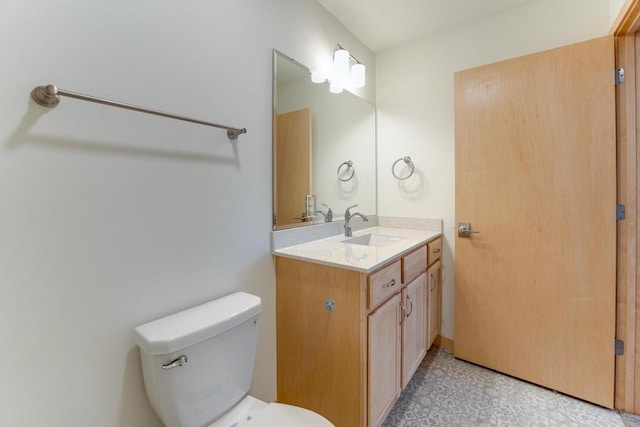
616 68 625 85
617 203 626 221
273 213 277 226
616 338 625 356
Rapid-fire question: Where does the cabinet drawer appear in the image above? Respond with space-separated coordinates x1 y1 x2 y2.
368 260 402 309
402 245 427 285
428 237 442 266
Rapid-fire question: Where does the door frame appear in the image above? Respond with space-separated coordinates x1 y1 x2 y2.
614 0 640 412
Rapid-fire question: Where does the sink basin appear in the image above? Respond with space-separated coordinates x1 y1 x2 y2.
341 233 405 247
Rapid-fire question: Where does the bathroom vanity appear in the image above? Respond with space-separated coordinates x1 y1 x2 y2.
273 226 442 427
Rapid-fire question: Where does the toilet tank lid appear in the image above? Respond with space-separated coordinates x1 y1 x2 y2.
134 292 261 355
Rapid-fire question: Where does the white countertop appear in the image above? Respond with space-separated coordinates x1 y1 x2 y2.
273 226 441 273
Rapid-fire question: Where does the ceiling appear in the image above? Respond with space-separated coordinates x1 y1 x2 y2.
317 0 540 52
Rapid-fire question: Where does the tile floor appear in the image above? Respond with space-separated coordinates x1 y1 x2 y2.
382 346 640 426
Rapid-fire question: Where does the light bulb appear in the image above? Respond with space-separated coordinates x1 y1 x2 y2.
311 71 325 83
351 63 365 88
329 81 343 93
332 49 350 86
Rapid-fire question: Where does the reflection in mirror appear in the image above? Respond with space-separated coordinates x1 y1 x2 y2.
273 50 376 230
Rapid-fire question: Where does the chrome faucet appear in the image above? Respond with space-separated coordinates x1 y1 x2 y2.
315 203 333 223
344 204 368 237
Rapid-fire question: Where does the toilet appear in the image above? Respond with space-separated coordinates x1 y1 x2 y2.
134 292 333 427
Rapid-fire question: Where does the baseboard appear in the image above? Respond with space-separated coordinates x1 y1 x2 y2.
434 335 454 351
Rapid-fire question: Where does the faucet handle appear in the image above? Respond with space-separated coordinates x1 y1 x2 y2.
321 204 333 223
345 204 358 217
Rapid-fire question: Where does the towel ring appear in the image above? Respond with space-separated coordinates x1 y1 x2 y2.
337 160 355 182
392 156 415 180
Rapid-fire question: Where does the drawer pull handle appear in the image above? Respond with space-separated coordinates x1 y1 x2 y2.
433 248 441 253
431 275 437 291
383 279 396 288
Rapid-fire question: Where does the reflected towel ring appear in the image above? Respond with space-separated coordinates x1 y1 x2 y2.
337 160 355 182
392 156 415 180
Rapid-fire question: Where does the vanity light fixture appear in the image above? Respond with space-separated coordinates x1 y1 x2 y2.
351 63 365 88
311 71 326 83
331 48 350 93
311 44 366 92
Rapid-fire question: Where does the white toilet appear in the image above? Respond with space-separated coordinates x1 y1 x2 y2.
134 292 333 427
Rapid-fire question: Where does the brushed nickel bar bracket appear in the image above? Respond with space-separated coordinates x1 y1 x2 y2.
30 84 247 140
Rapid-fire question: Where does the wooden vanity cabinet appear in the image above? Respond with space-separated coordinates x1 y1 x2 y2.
276 256 368 427
427 236 442 266
368 293 402 427
367 260 403 426
427 252 442 348
275 241 435 427
401 272 427 388
400 245 428 389
368 253 427 427
368 261 402 309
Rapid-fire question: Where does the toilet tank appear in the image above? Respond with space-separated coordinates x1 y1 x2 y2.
134 292 261 427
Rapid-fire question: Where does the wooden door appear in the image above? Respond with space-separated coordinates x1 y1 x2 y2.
274 108 312 229
427 261 441 347
401 273 427 388
454 36 616 407
368 293 401 427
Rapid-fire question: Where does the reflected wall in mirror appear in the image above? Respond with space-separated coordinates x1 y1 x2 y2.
273 50 376 230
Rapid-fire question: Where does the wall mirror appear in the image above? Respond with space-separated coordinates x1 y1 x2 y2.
273 49 376 230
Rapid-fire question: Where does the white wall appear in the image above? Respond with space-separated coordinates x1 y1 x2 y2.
376 0 615 341
610 0 627 27
0 1 373 426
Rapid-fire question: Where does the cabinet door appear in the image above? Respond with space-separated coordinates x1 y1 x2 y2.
428 261 442 348
401 272 427 388
368 293 401 427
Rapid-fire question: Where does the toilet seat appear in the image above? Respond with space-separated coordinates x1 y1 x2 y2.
208 396 334 427
247 402 334 427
